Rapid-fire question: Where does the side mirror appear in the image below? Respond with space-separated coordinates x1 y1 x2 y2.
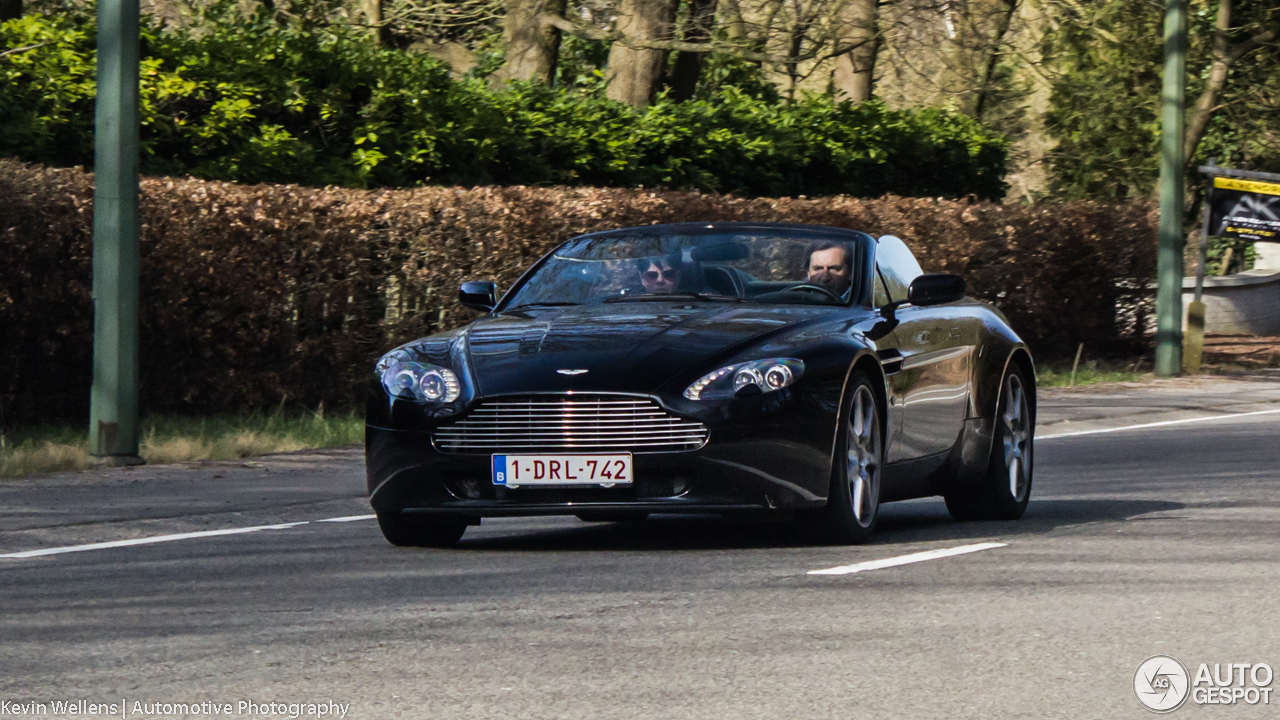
459 281 498 312
907 273 965 307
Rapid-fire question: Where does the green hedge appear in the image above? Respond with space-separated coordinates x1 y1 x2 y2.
1 160 1153 425
0 10 1008 198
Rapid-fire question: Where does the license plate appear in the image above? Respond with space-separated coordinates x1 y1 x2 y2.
491 454 633 487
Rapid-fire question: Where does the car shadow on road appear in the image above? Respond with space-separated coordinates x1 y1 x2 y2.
455 497 1185 551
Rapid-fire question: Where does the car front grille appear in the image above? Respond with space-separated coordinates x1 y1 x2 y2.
432 395 709 455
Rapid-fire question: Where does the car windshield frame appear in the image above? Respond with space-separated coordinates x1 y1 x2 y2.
495 225 874 312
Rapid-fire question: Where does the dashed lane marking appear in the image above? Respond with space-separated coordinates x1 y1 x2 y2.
317 514 377 523
0 522 309 560
808 541 1008 576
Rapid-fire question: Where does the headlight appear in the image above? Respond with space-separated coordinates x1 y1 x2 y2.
684 358 804 400
377 351 461 404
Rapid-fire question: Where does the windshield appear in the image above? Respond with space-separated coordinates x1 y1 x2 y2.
502 230 866 309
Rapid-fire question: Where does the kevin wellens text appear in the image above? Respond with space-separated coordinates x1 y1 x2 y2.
1 699 351 718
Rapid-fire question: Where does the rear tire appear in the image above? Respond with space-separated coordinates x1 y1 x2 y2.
815 371 884 544
376 511 468 548
945 365 1034 521
575 511 649 523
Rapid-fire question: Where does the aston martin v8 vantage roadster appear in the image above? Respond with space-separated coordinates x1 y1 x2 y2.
366 223 1035 547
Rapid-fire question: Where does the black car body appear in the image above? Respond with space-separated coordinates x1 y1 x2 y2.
366 223 1036 546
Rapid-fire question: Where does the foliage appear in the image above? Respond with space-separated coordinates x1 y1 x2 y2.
1043 0 1163 201
0 14 97 169
0 9 1008 198
0 159 1153 425
1045 0 1280 200
1201 235 1257 275
690 53 782 103
552 31 610 89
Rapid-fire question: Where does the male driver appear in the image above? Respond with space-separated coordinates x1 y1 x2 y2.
805 241 853 300
638 254 682 294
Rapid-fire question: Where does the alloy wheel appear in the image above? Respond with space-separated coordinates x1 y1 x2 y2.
847 385 882 527
1001 373 1032 502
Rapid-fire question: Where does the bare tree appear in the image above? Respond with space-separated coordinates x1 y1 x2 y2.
534 0 897 104
831 0 878 101
967 0 1019 117
875 0 1038 113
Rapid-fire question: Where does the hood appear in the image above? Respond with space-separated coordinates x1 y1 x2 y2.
464 303 836 396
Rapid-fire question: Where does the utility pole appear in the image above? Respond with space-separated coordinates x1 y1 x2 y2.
1154 0 1187 376
89 0 144 464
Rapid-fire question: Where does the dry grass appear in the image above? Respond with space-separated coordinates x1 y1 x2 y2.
0 440 95 477
0 412 362 478
140 431 308 464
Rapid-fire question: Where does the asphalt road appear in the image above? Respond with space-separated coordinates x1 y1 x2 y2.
3 376 1280 719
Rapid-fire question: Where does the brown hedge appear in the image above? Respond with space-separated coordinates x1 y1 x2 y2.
0 159 1156 425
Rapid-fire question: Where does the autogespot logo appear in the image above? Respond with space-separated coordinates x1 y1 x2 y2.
1133 655 1276 712
1135 655 1191 713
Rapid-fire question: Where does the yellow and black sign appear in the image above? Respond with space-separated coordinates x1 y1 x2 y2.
1210 175 1280 242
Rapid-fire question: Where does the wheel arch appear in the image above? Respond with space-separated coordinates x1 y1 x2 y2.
1005 347 1037 426
951 344 1036 490
827 350 890 494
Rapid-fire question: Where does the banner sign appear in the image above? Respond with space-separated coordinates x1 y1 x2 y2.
1208 175 1280 242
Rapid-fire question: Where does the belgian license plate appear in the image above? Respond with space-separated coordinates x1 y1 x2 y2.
491 454 633 487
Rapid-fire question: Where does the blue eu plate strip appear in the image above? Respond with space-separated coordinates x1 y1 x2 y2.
492 455 507 485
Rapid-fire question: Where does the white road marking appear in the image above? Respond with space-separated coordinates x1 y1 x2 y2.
1038 407 1280 440
317 514 377 523
808 541 1007 576
0 522 309 560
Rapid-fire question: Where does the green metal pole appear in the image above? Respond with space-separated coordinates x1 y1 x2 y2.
1154 0 1187 376
89 0 143 463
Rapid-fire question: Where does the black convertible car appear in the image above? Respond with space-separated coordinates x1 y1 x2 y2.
366 223 1035 547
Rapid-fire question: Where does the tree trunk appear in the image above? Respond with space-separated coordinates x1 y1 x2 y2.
0 0 21 20
831 0 878 102
668 0 716 101
970 0 1019 118
499 0 567 85
362 0 390 45
721 0 747 42
606 0 677 107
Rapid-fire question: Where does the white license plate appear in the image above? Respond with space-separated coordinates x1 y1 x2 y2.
491 454 633 487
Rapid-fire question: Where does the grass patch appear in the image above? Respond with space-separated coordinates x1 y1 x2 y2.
1037 357 1154 388
0 410 363 478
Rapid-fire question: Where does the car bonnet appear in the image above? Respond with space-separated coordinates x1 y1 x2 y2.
464 303 837 396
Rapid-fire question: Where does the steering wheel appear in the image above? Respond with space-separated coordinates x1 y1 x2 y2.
782 283 844 302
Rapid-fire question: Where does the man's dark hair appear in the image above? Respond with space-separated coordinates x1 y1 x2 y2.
803 241 852 272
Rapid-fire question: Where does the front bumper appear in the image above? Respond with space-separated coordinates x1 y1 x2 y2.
366 419 834 518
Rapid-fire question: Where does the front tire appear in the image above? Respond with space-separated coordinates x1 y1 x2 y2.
945 365 1034 521
816 372 884 544
376 511 468 548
